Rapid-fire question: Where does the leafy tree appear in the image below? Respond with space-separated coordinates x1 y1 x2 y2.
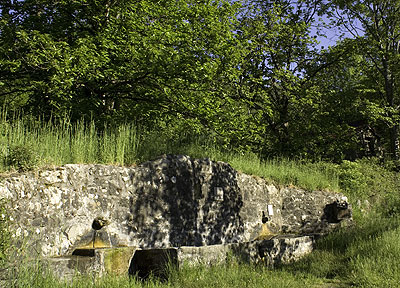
302 39 383 160
0 0 245 127
329 0 400 159
233 0 323 156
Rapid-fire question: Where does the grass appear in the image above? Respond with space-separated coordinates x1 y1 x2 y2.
0 113 139 169
281 214 400 286
6 216 400 288
5 258 322 288
2 113 400 287
0 112 340 192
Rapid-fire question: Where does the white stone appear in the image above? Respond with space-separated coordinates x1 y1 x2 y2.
268 204 274 216
66 222 89 244
215 187 224 201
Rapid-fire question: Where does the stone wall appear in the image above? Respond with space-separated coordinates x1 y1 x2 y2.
0 154 351 259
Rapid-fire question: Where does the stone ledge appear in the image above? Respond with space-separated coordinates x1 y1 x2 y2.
43 235 314 280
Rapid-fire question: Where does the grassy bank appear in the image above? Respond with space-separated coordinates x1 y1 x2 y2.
7 260 322 288
0 113 339 191
0 114 139 169
2 114 400 287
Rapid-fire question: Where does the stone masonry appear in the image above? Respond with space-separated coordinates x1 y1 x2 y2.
0 154 351 277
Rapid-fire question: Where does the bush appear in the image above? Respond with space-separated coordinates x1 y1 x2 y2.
330 158 400 217
6 144 37 171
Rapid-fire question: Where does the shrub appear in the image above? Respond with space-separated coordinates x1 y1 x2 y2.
6 144 37 171
330 158 400 217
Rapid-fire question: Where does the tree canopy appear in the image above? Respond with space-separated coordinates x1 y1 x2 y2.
2 0 400 161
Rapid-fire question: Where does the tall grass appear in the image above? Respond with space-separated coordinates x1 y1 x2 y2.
0 112 340 191
3 113 400 287
280 215 400 287
5 258 321 288
0 113 139 170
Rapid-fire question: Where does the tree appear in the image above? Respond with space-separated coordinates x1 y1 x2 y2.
302 39 385 160
330 0 400 159
0 0 245 126
234 0 323 156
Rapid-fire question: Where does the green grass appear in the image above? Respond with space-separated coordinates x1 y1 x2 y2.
0 113 139 170
5 258 322 288
279 214 400 288
2 113 400 287
0 112 340 192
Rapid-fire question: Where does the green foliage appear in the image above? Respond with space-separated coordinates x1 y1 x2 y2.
6 144 37 172
0 0 245 126
2 0 400 160
0 200 10 266
327 0 400 159
233 0 322 156
0 112 343 192
0 113 140 171
329 158 400 217
336 160 369 196
229 156 341 191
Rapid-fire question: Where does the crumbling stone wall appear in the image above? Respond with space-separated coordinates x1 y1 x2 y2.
0 155 351 258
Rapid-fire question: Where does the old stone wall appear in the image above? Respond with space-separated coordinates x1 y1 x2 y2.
0 154 351 259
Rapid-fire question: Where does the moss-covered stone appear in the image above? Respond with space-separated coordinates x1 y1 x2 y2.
104 247 136 275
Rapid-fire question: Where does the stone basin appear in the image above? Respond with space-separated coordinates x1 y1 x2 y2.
44 235 314 280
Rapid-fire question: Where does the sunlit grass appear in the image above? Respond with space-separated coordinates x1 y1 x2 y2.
279 215 400 287
0 112 340 192
0 113 139 170
5 258 322 288
2 113 400 287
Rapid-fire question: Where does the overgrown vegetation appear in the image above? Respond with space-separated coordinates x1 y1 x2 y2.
2 0 400 161
2 0 400 286
1 116 400 287
6 260 322 288
0 112 342 191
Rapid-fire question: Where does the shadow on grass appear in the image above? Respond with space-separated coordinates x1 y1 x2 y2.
276 214 400 282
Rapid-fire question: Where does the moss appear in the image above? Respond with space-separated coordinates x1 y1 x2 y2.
104 247 135 275
77 238 109 249
254 223 277 241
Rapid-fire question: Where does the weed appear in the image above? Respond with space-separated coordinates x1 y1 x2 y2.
6 144 37 171
0 200 10 266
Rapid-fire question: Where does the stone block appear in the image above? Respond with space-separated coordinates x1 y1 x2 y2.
44 247 136 280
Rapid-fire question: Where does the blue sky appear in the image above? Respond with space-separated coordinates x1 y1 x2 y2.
312 12 364 50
